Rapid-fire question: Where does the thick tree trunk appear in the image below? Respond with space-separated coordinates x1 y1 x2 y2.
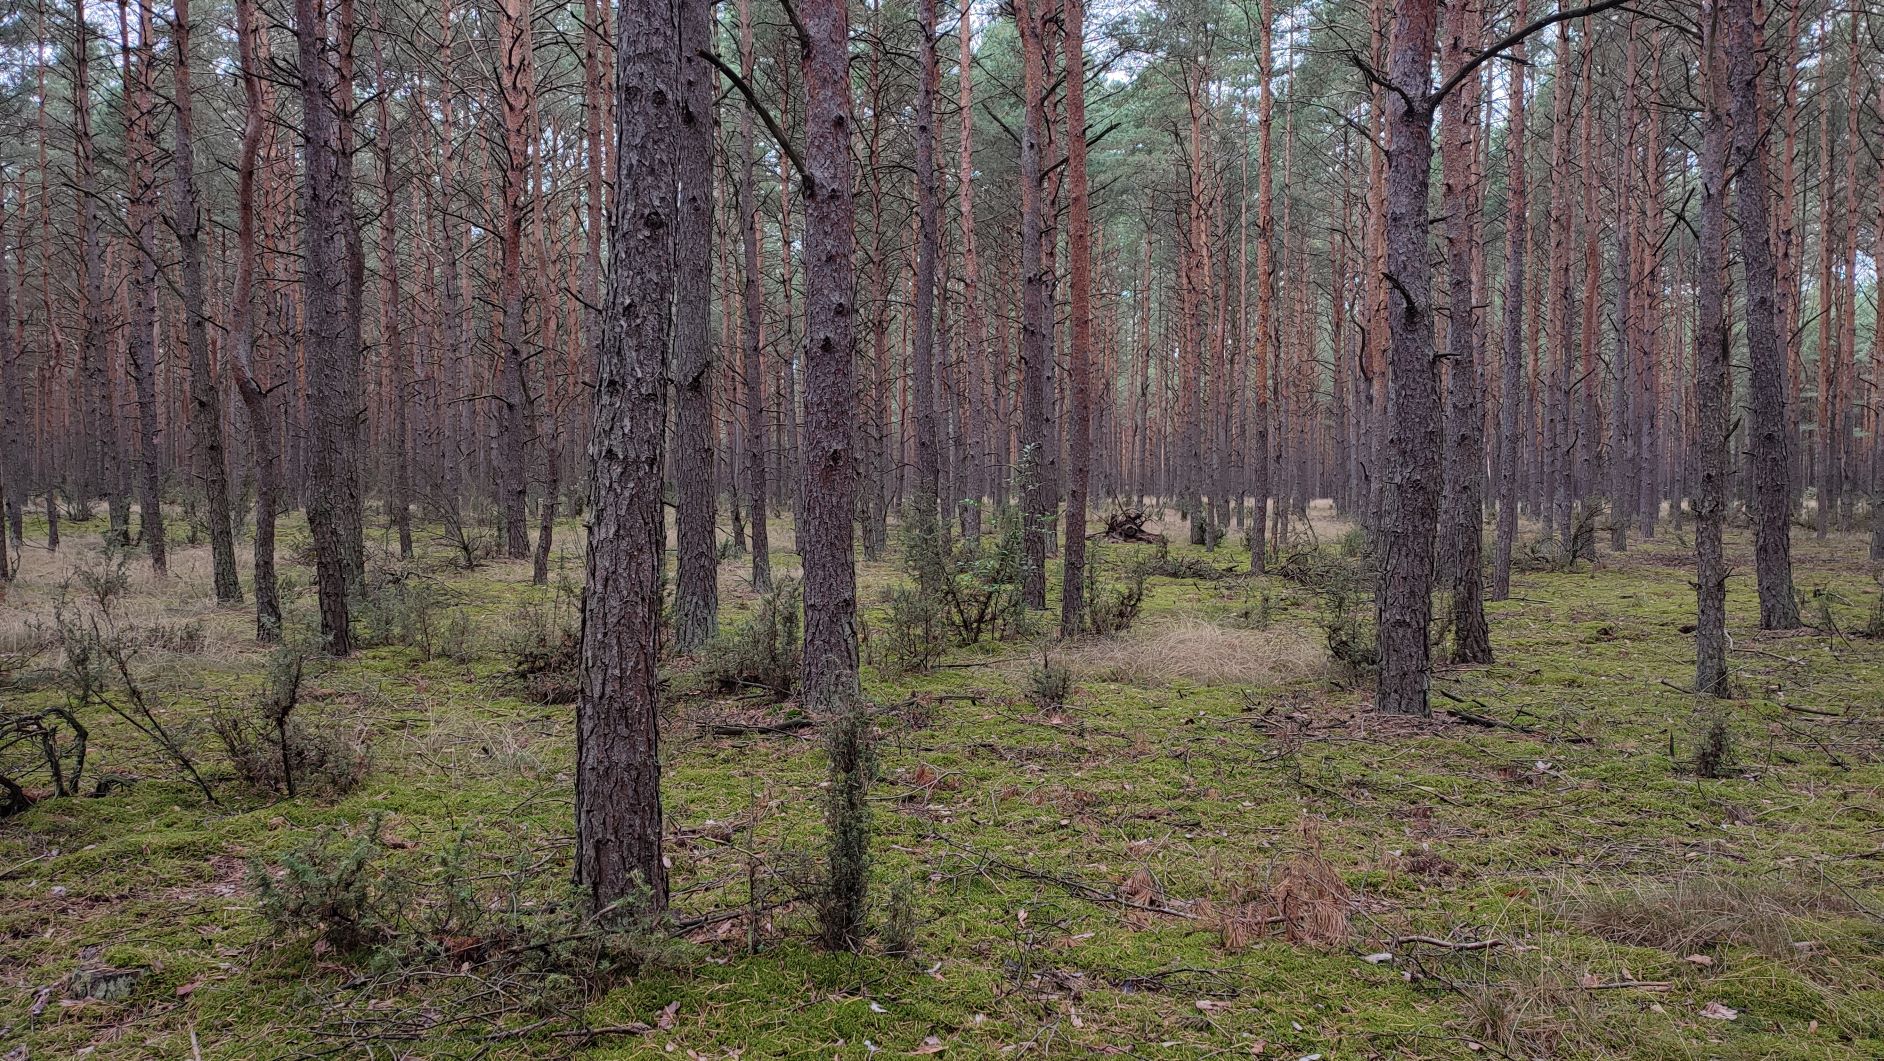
672 0 718 651
799 0 866 951
296 0 358 653
798 0 862 713
576 0 677 917
1724 0 1800 629
1373 0 1441 717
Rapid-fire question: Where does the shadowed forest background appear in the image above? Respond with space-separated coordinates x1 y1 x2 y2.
2 0 1884 1056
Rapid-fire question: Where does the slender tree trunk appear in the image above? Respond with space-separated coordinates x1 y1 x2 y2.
173 0 240 599
370 23 412 560
1724 0 1800 629
72 0 124 539
1492 0 1528 602
233 0 281 639
1017 0 1052 607
496 0 536 560
672 0 718 651
910 0 941 525
1440 0 1490 664
1059 0 1092 637
736 0 770 592
955 0 985 540
576 0 677 917
1694 0 1732 696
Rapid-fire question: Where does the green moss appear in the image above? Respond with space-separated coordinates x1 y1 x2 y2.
3 516 1882 1057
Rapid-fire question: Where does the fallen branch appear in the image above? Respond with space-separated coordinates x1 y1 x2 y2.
1394 935 1502 952
699 718 813 737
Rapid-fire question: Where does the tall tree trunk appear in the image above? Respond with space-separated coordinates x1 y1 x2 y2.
1373 0 1441 717
799 0 867 951
1724 0 1800 629
496 0 536 560
173 0 240 599
672 0 718 651
296 0 358 654
1492 0 1528 602
73 0 123 539
576 0 677 917
955 0 986 540
233 0 282 639
1439 0 1490 664
1017 0 1051 608
737 0 770 592
1694 0 1731 696
370 20 412 560
119 0 166 575
1059 0 1091 637
910 0 941 525
1248 0 1274 573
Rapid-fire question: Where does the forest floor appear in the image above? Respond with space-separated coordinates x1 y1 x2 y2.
3 504 1883 1060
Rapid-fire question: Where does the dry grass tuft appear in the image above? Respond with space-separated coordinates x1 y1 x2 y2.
1068 616 1324 687
1557 873 1852 959
1205 820 1352 950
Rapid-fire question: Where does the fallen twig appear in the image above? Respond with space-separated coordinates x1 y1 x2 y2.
1394 935 1502 952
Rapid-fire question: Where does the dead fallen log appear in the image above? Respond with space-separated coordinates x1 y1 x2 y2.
1097 507 1167 544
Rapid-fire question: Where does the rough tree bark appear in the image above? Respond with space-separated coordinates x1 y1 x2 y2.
910 0 941 525
172 0 240 600
296 0 358 654
495 0 537 561
1059 0 1091 637
672 0 719 651
576 0 678 917
737 0 771 592
798 0 862 713
232 0 282 639
1439 0 1491 664
120 0 167 576
1492 0 1528 602
1724 0 1800 629
1694 0 1732 697
1017 0 1051 608
1373 0 1443 717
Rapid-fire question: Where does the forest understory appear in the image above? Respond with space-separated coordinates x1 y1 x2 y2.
3 505 1882 1060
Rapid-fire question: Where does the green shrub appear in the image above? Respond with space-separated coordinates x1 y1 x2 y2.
214 646 369 798
690 579 802 700
1025 656 1074 712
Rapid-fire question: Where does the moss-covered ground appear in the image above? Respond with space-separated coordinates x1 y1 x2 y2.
3 506 1882 1059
